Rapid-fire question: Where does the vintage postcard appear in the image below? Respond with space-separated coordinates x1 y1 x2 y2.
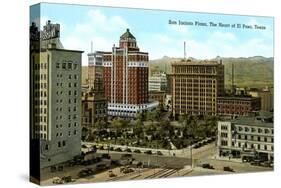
30 2 274 185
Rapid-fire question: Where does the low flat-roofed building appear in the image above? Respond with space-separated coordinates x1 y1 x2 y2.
217 112 274 162
217 96 261 116
149 90 166 106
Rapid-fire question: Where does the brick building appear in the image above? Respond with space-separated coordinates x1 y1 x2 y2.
101 29 157 117
217 96 261 116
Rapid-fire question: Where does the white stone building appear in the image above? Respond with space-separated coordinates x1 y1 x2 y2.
217 112 273 162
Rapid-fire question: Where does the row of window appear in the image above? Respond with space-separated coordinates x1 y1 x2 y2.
56 61 78 70
34 83 47 89
221 140 274 151
56 74 79 79
237 126 273 134
34 99 47 106
33 62 47 70
56 98 78 104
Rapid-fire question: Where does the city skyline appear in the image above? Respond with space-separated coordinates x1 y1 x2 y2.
30 3 274 65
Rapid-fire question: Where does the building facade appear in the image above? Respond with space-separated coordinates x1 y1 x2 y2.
149 73 167 91
102 29 157 117
217 96 261 116
149 91 166 106
171 60 224 117
81 89 107 127
217 113 274 161
30 21 82 168
248 88 273 112
81 51 108 126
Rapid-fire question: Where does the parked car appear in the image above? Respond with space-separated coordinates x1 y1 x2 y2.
109 147 114 151
134 149 141 153
101 154 111 159
108 170 117 177
114 147 122 152
144 150 152 154
250 160 261 166
52 177 64 184
202 163 214 169
96 164 108 171
156 151 163 155
61 176 75 183
125 148 132 152
122 167 134 174
77 168 94 178
223 166 234 172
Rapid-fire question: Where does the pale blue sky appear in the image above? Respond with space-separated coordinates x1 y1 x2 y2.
30 3 274 65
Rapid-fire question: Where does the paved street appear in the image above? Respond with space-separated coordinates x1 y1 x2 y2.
40 141 272 185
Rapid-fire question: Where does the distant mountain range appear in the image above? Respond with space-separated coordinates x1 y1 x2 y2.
149 56 273 88
82 56 273 88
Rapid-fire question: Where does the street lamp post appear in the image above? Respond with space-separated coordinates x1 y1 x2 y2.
190 144 193 169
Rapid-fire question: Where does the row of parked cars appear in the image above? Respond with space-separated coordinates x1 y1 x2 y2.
193 137 216 149
108 147 164 155
201 163 235 172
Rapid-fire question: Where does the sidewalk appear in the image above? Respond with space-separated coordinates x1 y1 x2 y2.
211 155 242 163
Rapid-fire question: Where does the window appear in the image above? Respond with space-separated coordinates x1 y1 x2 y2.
68 63 72 69
62 63 66 69
58 141 61 148
74 130 77 135
221 140 227 146
62 140 66 146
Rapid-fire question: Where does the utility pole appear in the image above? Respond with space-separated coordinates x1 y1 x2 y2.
232 63 235 95
184 41 186 61
190 144 193 169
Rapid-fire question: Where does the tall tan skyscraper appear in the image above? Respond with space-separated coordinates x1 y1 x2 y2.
171 60 224 117
30 21 83 168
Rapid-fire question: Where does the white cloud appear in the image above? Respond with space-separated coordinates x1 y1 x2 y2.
169 24 188 34
61 9 130 65
210 31 237 42
154 34 172 44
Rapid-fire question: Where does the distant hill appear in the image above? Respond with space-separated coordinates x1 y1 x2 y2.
81 56 274 88
149 56 274 88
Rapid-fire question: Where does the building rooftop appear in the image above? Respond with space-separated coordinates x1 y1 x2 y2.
120 28 136 40
230 112 273 128
171 59 222 66
218 96 260 101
